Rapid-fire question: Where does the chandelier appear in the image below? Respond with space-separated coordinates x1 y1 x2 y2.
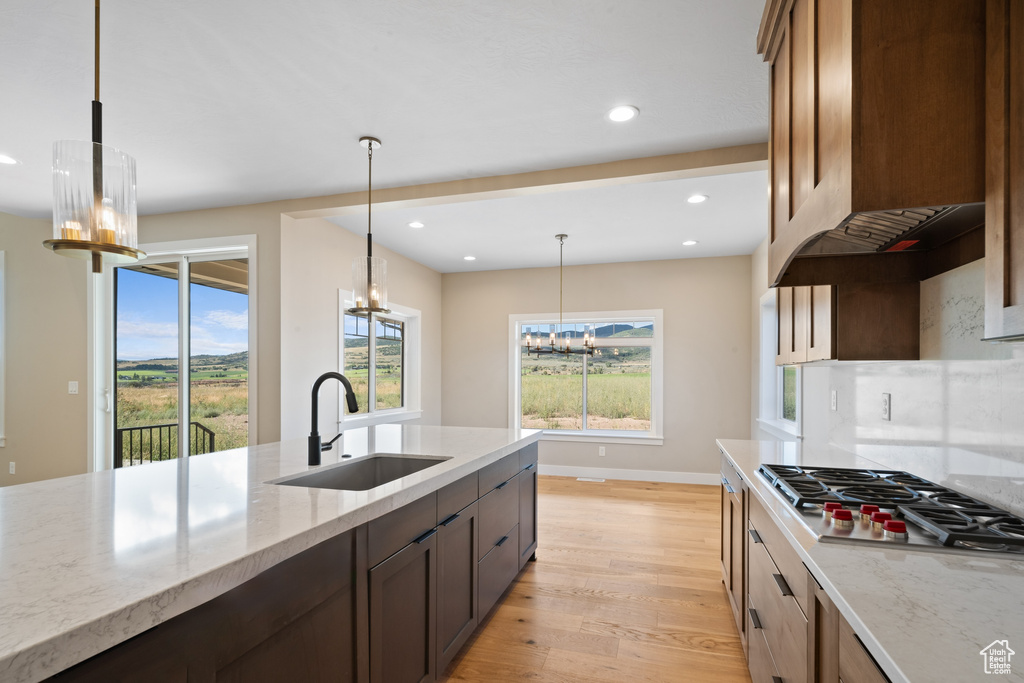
524 234 596 356
44 0 144 274
348 136 389 314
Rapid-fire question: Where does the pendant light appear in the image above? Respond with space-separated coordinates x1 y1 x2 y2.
348 136 389 314
44 0 144 274
524 234 595 356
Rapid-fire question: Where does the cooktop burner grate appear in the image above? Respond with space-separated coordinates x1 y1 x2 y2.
900 506 1024 548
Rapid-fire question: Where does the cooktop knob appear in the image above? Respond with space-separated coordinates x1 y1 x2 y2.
870 511 893 531
883 520 908 540
831 509 854 529
859 504 880 521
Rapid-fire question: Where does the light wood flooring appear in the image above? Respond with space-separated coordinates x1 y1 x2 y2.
442 476 752 682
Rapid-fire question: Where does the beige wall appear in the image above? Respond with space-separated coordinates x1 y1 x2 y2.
749 237 769 438
279 216 443 440
441 256 752 479
0 212 90 484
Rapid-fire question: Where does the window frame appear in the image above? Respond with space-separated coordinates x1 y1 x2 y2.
0 251 5 448
509 309 664 444
757 290 802 439
338 296 421 429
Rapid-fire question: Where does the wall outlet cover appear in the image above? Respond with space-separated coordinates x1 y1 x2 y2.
831 390 837 411
598 446 606 457
882 393 891 421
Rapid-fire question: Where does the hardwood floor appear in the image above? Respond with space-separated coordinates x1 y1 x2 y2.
442 476 751 682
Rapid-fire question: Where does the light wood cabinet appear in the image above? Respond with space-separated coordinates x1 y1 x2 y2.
985 0 1024 341
759 0 986 286
776 283 919 364
720 454 746 644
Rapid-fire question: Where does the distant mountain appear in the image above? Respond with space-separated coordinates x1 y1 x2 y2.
117 351 248 370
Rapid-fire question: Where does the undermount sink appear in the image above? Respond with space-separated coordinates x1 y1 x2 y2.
271 454 450 491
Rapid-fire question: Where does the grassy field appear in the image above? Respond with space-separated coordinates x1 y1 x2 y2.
521 372 651 431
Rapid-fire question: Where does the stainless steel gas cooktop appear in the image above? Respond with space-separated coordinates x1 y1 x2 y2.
758 464 1024 556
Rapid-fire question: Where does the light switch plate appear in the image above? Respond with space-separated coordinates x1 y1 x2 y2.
882 393 891 421
68 381 79 395
831 390 837 411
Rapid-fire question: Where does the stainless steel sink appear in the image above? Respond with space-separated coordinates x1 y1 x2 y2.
271 454 449 491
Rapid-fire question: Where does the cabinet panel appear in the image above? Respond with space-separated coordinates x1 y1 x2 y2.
746 596 781 683
806 285 834 361
749 496 809 614
369 533 437 683
478 524 520 620
518 464 538 569
438 472 478 522
776 286 795 365
437 502 479 673
839 614 890 683
478 475 519 560
748 537 808 683
985 0 1024 340
479 452 519 495
790 0 816 215
770 24 792 238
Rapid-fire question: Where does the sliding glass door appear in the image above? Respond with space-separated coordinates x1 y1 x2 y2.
112 252 249 466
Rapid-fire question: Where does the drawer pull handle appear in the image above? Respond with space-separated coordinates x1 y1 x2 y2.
495 535 510 547
748 608 763 630
440 513 460 527
772 678 784 683
772 573 793 597
523 463 536 471
748 529 763 544
495 481 509 490
414 528 437 544
724 484 736 494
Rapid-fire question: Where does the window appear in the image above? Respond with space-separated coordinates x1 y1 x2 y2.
511 311 663 441
339 296 421 427
758 291 802 439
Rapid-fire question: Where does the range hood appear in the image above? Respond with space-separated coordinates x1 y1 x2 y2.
795 203 986 257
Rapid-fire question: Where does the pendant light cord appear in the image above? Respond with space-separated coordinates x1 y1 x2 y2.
366 141 373 257
94 0 100 102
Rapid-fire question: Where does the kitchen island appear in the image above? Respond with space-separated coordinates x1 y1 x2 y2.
0 424 541 682
718 439 1024 683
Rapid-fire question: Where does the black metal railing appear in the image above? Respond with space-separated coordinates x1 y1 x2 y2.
115 422 216 467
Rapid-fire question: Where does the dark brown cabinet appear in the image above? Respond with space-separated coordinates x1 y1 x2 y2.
758 0 986 286
776 283 919 364
51 529 365 683
436 501 479 673
518 443 539 569
369 529 437 683
985 0 1024 341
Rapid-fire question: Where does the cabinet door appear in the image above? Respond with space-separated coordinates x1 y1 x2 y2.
776 286 794 365
518 463 538 569
839 614 890 683
437 502 478 674
985 0 1024 340
478 525 520 620
720 482 732 590
806 285 834 362
369 532 437 683
729 491 745 637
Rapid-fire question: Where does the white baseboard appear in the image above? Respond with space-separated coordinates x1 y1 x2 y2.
537 464 719 486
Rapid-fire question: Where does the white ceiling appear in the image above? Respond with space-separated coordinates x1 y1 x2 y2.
0 0 769 270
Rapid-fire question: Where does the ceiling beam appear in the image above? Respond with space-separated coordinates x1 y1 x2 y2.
283 143 768 221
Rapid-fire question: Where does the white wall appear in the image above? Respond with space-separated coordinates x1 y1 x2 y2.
279 216 443 441
0 212 90 484
442 256 753 481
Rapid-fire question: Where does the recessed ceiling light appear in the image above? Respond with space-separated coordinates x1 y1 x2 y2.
683 240 699 246
464 256 476 261
408 221 424 228
607 105 639 122
687 194 708 204
0 154 19 165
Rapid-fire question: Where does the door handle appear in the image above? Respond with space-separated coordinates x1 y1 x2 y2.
748 608 763 629
495 535 509 547
748 529 763 544
773 573 793 597
414 528 437 544
440 513 460 527
495 480 509 490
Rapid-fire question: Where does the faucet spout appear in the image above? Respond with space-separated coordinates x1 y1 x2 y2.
308 371 359 466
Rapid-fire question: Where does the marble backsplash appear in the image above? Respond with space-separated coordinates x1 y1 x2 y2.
804 260 1024 515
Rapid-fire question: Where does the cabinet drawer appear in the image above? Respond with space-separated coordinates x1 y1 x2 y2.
839 614 890 683
479 452 519 496
519 442 538 471
368 493 438 568
478 524 519 619
749 495 809 614
746 595 781 683
748 533 808 683
720 454 743 501
438 472 478 522
478 475 519 560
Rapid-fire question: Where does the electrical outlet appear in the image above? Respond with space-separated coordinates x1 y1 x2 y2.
830 390 837 411
882 393 891 421
598 446 606 457
68 381 79 395
8 462 14 475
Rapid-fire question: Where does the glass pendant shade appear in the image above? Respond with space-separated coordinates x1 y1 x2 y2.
47 139 142 270
352 255 388 312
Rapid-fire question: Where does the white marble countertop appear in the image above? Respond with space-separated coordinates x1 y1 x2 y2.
0 424 541 683
717 439 1024 683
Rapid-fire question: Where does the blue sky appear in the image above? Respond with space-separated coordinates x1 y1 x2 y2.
116 268 248 361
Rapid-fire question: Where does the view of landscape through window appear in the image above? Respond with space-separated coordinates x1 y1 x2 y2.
343 313 404 413
520 321 652 431
782 365 797 422
115 260 249 465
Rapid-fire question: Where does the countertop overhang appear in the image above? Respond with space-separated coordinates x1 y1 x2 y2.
0 424 541 683
718 438 1024 683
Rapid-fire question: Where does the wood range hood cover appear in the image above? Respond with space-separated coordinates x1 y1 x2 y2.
758 0 987 288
